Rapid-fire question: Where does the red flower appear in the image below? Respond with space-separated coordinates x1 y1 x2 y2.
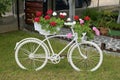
44 15 50 20
34 17 40 22
50 21 57 27
74 15 79 21
36 11 42 17
47 9 53 15
84 16 90 21
59 15 65 19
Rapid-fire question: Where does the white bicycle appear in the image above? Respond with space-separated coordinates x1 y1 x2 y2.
15 22 103 71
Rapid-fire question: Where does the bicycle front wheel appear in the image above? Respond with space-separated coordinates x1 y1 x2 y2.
15 39 48 71
69 41 103 72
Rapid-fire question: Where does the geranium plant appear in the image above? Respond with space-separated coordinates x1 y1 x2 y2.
34 9 67 34
73 15 94 40
34 10 96 41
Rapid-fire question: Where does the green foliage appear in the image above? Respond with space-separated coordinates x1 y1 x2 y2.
102 10 119 29
96 16 112 28
82 8 102 21
74 21 94 41
82 8 103 28
34 10 66 34
0 0 12 17
98 10 119 29
108 22 120 29
82 9 119 30
39 17 64 34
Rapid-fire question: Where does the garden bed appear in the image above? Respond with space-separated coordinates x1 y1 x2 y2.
100 29 120 53
108 29 120 39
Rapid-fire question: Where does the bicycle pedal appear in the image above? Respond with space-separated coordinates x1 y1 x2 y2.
61 56 65 59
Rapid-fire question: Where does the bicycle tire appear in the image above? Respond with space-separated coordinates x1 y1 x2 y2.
69 41 103 71
15 39 48 71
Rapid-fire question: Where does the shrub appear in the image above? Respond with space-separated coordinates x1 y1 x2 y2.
0 0 11 17
82 8 102 21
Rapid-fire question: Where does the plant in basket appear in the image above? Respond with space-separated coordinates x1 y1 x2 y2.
73 15 95 41
34 9 67 34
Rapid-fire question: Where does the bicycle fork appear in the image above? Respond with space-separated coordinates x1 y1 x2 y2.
76 43 87 59
75 33 87 59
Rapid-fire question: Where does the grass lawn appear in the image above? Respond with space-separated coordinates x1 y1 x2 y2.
0 31 120 80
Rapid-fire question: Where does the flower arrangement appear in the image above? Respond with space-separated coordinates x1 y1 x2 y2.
34 9 98 41
72 15 95 40
34 9 67 34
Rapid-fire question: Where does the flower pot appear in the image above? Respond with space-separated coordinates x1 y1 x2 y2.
34 22 51 35
34 22 56 35
99 27 109 35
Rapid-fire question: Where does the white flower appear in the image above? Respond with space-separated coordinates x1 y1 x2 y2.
52 12 57 16
60 12 67 16
60 12 63 15
79 19 82 21
67 18 71 21
63 12 67 16
73 21 76 24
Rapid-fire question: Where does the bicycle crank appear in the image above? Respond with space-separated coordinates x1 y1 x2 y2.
50 54 61 64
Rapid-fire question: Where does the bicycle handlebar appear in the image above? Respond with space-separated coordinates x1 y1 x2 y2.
64 21 76 26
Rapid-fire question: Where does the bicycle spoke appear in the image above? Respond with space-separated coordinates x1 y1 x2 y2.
15 39 48 71
69 42 103 71
30 43 35 52
33 58 46 62
33 60 36 69
19 57 29 60
20 48 30 55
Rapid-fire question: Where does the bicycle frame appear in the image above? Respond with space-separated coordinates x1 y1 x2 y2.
40 27 87 59
42 33 77 56
31 22 87 59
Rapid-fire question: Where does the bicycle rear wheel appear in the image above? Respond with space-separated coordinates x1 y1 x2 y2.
69 41 103 71
15 39 48 71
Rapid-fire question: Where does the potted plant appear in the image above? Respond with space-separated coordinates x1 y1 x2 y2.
34 9 95 41
73 15 94 41
34 9 67 35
